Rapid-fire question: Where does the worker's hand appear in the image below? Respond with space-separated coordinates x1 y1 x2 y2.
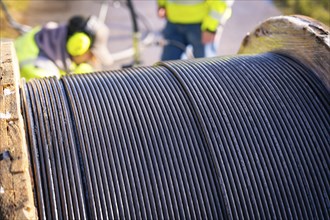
202 31 216 44
72 51 94 65
158 7 166 18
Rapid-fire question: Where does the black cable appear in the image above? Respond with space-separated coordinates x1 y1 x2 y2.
22 52 330 219
0 0 31 34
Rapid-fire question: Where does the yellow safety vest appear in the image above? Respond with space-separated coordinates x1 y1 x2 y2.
158 0 228 32
14 27 94 81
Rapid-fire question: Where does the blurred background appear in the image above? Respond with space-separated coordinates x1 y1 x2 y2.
1 0 329 70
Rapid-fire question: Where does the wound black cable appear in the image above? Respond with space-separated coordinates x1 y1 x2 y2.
22 52 330 220
157 52 328 216
256 54 330 218
131 66 217 219
219 55 302 219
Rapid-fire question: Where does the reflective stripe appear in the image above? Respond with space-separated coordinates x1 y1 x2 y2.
159 0 229 31
19 58 37 67
20 63 60 82
167 0 204 4
209 9 223 20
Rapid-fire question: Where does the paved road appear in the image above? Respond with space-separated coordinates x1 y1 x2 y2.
23 0 281 70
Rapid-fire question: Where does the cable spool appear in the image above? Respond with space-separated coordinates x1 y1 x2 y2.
0 15 329 219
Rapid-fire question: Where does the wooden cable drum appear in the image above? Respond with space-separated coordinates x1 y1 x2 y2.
0 15 329 220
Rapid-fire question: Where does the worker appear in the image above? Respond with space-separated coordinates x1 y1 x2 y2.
157 0 231 61
14 15 114 81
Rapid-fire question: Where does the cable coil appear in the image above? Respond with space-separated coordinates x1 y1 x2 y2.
21 52 330 219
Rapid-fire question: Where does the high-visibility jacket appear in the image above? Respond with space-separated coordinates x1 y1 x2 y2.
14 24 93 81
158 0 228 32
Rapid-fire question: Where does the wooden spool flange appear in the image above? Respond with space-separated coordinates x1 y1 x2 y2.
239 15 330 90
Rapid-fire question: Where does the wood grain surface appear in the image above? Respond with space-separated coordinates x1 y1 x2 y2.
0 42 36 220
